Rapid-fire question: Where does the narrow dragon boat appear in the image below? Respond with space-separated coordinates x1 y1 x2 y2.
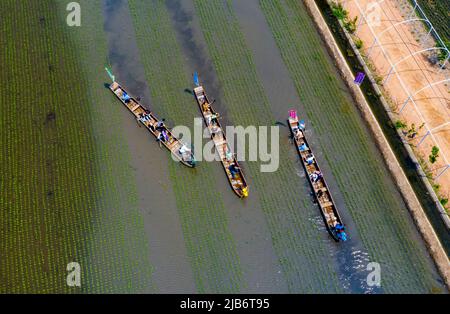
288 110 347 242
108 79 196 167
193 73 249 198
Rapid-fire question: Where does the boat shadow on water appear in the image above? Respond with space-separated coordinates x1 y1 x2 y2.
103 0 152 109
184 88 194 95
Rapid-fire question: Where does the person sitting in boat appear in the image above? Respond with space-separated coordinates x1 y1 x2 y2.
156 119 166 132
317 189 324 199
294 129 304 141
202 102 211 113
206 113 219 125
298 120 305 131
315 171 323 181
334 223 347 241
179 144 191 157
156 133 165 143
163 130 170 141
298 142 308 151
228 163 241 179
157 130 169 143
140 113 151 123
304 154 315 165
335 223 344 231
211 124 221 137
310 171 322 183
223 144 233 161
122 92 131 103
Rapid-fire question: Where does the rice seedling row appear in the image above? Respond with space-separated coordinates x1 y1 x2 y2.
259 0 442 293
0 0 154 293
414 0 450 42
68 0 155 293
262 0 416 290
128 0 243 293
193 0 341 293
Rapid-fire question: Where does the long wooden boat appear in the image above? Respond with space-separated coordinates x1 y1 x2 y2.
288 110 347 242
109 81 196 167
192 74 249 198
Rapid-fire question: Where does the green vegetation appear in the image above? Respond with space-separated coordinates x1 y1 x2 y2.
193 0 340 292
331 1 348 20
344 16 358 34
407 123 418 138
412 1 449 65
260 0 440 292
330 1 357 34
440 198 449 207
432 183 441 194
417 155 434 179
436 40 450 62
1 0 446 293
395 120 408 130
414 1 450 43
128 0 243 293
429 146 440 164
0 0 154 293
354 38 364 50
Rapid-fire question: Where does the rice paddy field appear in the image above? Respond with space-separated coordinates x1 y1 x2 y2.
414 0 450 42
0 0 447 293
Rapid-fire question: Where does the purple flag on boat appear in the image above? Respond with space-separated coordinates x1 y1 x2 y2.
354 72 365 85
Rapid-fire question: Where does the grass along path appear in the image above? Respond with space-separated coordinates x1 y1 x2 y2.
259 0 444 293
193 0 341 293
128 0 243 293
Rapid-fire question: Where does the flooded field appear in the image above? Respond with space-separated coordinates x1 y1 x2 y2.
0 0 447 293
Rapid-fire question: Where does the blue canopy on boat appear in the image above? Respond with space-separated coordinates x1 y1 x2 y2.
122 92 131 102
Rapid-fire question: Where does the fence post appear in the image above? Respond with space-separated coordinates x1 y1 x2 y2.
435 165 450 180
399 96 412 113
417 131 430 147
408 0 418 19
384 66 394 85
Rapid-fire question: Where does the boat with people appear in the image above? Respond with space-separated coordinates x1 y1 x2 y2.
192 72 249 198
107 78 196 167
288 109 347 242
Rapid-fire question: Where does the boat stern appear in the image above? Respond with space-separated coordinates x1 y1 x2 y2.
188 154 197 168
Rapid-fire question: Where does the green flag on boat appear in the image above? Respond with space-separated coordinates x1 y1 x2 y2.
105 66 115 82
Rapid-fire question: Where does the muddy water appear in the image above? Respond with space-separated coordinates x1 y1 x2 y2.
103 0 195 292
232 0 380 293
166 0 288 292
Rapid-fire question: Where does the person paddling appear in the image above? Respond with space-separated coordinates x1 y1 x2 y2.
156 119 166 132
299 142 308 151
228 163 240 179
304 154 315 165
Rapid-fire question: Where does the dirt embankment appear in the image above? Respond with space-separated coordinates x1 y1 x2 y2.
345 0 450 199
304 0 449 289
